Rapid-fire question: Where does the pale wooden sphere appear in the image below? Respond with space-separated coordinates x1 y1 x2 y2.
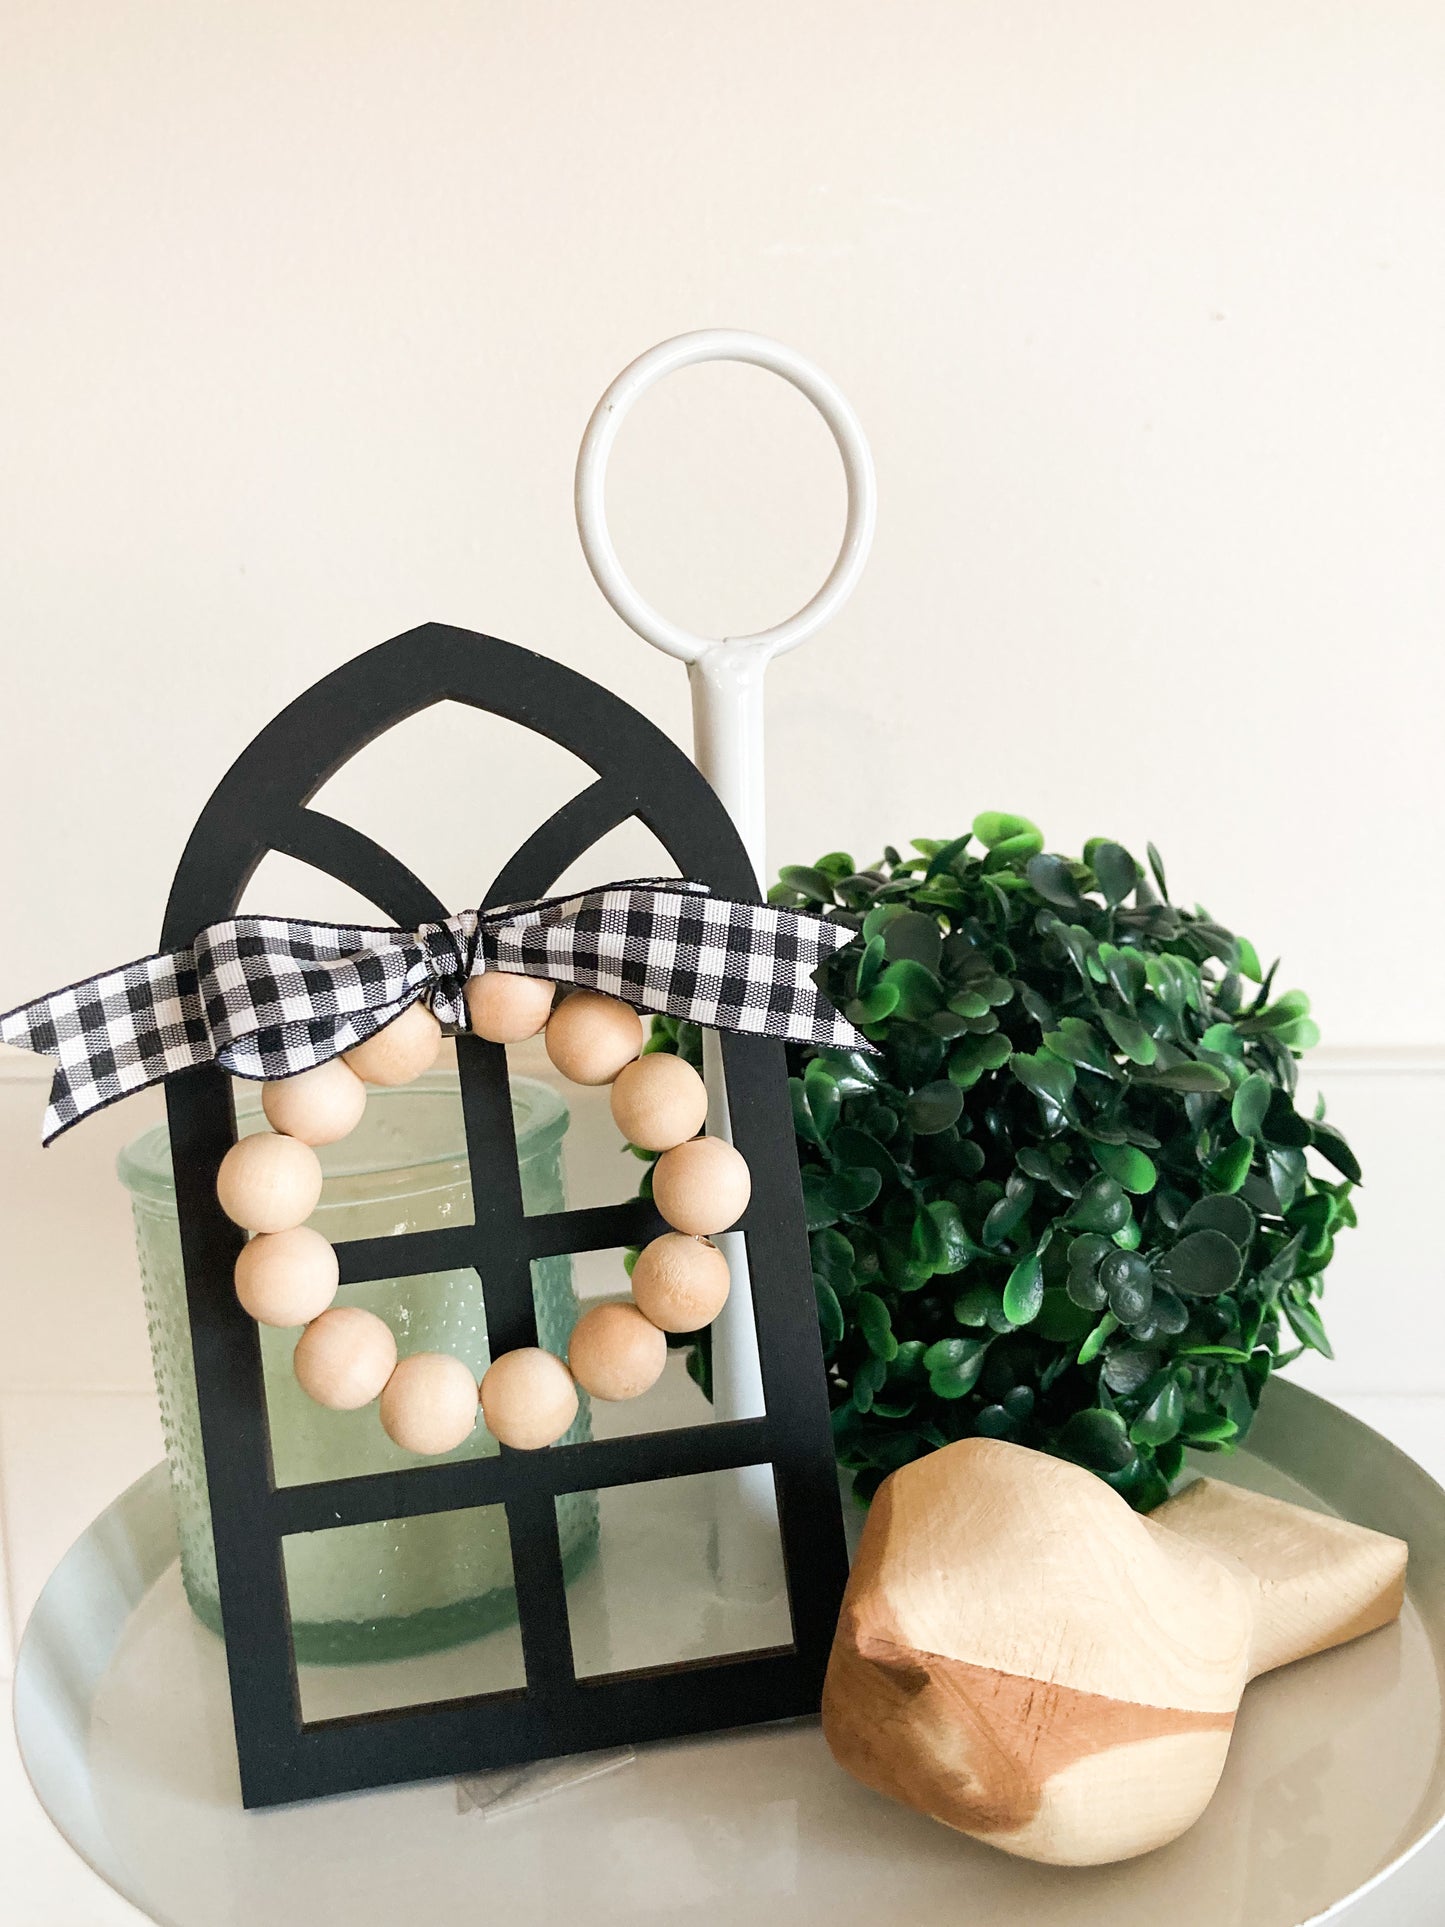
216 1132 324 1233
465 972 556 1044
568 1301 668 1401
234 1225 340 1327
544 991 643 1086
343 1002 442 1086
651 1136 752 1236
261 1058 368 1145
379 1351 480 1456
479 1347 578 1450
610 1053 709 1152
293 1306 397 1411
630 1233 731 1333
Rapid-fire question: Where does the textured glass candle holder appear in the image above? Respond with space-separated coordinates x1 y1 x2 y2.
118 1070 597 1664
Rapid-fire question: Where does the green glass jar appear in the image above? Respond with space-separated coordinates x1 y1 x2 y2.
117 1070 597 1664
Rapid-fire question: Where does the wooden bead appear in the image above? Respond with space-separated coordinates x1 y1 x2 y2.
610 1053 709 1151
379 1352 480 1456
544 991 643 1086
568 1301 668 1401
216 1132 324 1233
234 1225 339 1327
465 972 556 1043
479 1347 578 1450
630 1233 731 1333
293 1306 397 1411
261 1059 367 1145
343 1002 442 1086
651 1136 751 1236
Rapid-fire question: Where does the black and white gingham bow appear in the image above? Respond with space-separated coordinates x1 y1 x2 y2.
0 879 869 1144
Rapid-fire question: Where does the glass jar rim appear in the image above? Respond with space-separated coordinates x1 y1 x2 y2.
116 1068 568 1203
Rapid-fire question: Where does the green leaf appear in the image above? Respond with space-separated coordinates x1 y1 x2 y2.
1205 1136 1255 1195
1026 853 1087 912
1066 1232 1111 1310
1179 1194 1256 1249
880 911 944 973
789 1077 822 1145
851 1355 887 1413
801 1165 882 1229
972 811 1043 861
814 1048 882 1096
1098 944 1148 1007
1101 1249 1153 1324
1199 1023 1243 1056
1144 1060 1233 1095
953 1282 999 1327
1010 1049 1077 1108
925 1336 989 1399
832 1125 905 1190
1002 1250 1045 1326
814 1279 845 1348
924 834 972 881
845 980 900 1026
880 957 946 1021
1131 1379 1185 1448
1042 1017 1114 1075
1180 1413 1239 1445
1147 842 1169 899
801 1061 841 1141
1035 1288 1096 1344
855 934 886 997
1310 1120 1362 1184
1100 1010 1157 1065
1282 1294 1334 1359
1089 1141 1158 1194
1231 1072 1271 1138
777 865 836 904
1156 1228 1244 1298
907 1080 964 1135
924 1200 973 1274
1257 1092 1311 1152
857 1291 898 1361
1078 1311 1120 1365
1067 1174 1131 1234
1059 1406 1135 1471
947 1031 1014 1089
1100 1342 1161 1394
1279 1025 1325 1055
983 1175 1036 1248
1091 841 1138 907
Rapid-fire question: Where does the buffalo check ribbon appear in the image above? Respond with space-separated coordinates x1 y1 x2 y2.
0 879 869 1144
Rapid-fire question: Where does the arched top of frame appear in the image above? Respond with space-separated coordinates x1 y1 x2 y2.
162 624 759 946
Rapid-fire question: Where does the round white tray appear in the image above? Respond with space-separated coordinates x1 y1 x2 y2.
14 1378 1445 1927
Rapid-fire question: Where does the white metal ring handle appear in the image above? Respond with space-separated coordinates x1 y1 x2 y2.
575 329 877 665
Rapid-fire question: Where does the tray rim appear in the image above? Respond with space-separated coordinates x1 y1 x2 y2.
12 1377 1445 1927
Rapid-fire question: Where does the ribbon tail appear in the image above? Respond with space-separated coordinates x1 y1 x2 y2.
0 946 211 1145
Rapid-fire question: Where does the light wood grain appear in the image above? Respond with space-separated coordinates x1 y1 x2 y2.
822 1438 1407 1866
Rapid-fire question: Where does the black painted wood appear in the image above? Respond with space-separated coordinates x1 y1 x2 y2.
161 624 848 1809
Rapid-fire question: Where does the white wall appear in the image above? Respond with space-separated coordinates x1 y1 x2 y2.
1 4 1441 1385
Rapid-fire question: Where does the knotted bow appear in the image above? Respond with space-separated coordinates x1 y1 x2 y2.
0 879 869 1144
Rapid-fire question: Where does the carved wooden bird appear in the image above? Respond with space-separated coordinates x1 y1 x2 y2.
822 1437 1407 1865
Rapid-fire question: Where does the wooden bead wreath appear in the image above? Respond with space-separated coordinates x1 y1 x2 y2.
215 981 744 1457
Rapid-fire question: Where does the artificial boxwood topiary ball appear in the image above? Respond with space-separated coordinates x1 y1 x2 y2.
642 814 1359 1515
